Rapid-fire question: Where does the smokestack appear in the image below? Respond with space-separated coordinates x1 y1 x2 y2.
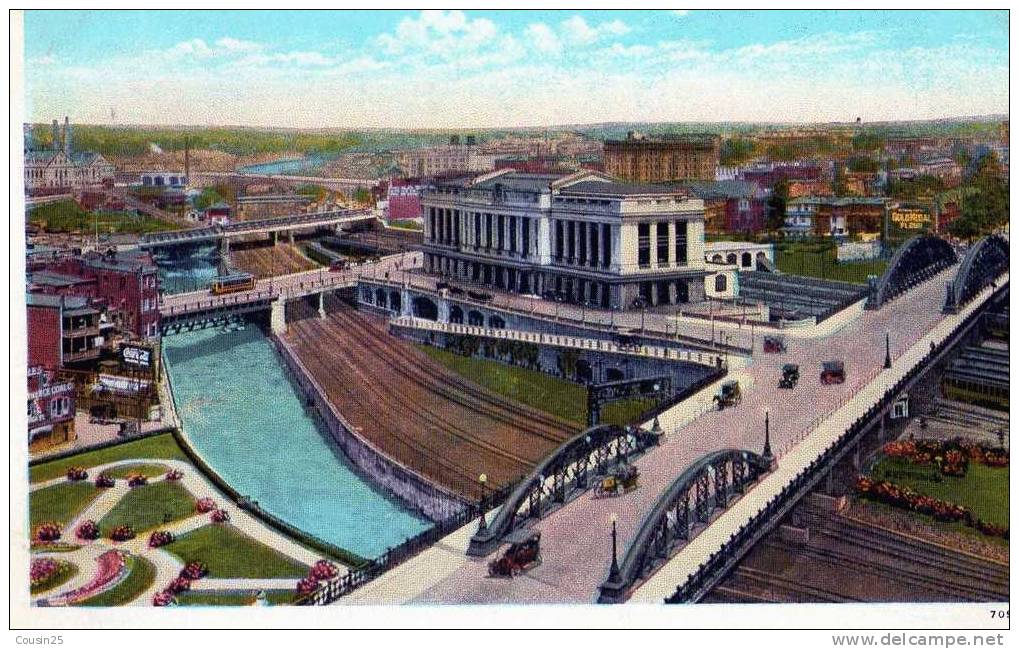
51 120 59 151
184 136 190 184
63 116 72 157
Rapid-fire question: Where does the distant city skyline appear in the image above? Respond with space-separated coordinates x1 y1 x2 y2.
21 9 1009 129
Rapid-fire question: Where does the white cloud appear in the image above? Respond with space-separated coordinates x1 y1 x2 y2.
526 23 562 55
375 9 512 69
560 15 630 45
29 54 57 65
671 10 690 17
604 43 654 58
215 37 262 53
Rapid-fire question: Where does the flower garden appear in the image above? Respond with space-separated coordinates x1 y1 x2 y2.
29 432 333 606
858 438 1009 541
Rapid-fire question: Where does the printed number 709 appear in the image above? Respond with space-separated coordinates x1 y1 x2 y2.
990 609 1008 619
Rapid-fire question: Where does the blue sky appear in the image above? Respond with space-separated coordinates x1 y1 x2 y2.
22 9 1009 128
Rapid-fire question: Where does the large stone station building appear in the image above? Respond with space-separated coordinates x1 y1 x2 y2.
420 169 709 309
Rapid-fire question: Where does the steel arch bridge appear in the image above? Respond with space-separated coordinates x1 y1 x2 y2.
467 424 662 557
597 448 773 603
866 235 958 309
944 234 1009 313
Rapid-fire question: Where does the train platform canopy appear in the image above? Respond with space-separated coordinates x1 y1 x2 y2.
945 346 1009 389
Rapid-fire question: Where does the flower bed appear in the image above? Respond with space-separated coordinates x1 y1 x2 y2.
30 557 76 594
75 520 101 541
148 530 175 548
110 525 136 542
855 476 1009 540
180 561 207 581
95 474 116 489
35 522 62 542
165 469 185 482
66 466 89 481
310 559 338 581
127 474 149 488
296 576 319 596
195 497 217 514
48 549 129 606
152 590 175 607
210 509 230 523
881 438 1009 477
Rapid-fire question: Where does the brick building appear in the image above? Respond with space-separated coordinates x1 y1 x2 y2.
784 196 888 238
27 293 103 369
683 181 767 235
27 365 76 446
603 132 719 183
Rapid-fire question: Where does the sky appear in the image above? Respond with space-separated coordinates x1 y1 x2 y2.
21 9 1009 129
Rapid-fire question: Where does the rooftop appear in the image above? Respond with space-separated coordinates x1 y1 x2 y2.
28 271 94 288
27 292 99 315
559 180 690 198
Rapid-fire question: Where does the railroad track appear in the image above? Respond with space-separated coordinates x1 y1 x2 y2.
286 305 573 492
726 566 858 603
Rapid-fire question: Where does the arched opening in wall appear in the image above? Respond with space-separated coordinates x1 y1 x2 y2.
711 254 723 263
468 310 485 326
412 296 438 320
715 274 728 293
488 315 506 329
375 288 387 308
576 359 593 384
449 305 464 324
389 291 402 312
726 253 737 265
741 252 753 268
605 367 625 382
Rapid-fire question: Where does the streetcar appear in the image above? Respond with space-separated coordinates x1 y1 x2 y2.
210 272 256 295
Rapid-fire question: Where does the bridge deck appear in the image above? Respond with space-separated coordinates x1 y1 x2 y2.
340 263 988 605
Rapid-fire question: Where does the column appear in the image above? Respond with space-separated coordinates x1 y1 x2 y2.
667 221 676 267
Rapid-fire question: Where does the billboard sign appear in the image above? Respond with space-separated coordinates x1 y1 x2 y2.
122 344 153 368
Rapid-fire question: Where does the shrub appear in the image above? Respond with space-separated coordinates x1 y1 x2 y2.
95 474 116 489
76 520 100 541
66 466 89 481
210 509 230 523
152 591 175 607
35 522 62 542
165 576 191 594
165 469 184 481
310 559 339 581
110 525 136 542
148 530 175 548
195 497 217 514
180 561 208 581
127 474 149 488
296 576 319 595
30 558 60 587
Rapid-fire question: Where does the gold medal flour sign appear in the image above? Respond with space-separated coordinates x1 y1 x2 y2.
890 206 932 231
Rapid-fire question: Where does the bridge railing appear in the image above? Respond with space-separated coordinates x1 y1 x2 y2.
664 275 1008 603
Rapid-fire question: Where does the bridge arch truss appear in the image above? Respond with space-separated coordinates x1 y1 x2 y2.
866 235 957 309
944 234 1009 313
598 448 772 603
467 424 662 557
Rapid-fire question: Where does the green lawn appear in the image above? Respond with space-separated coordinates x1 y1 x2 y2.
174 589 296 606
30 481 103 529
76 555 156 607
31 560 78 595
388 220 423 231
163 524 308 579
103 463 171 480
98 481 196 535
30 433 189 483
417 345 659 427
869 456 1009 528
775 244 887 285
28 199 182 234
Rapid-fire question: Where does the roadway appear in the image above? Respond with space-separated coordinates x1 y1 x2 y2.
341 262 974 604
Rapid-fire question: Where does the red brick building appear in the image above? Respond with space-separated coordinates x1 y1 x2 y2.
27 293 102 369
40 249 160 339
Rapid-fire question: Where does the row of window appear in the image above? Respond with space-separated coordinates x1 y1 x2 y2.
28 396 72 419
636 221 689 268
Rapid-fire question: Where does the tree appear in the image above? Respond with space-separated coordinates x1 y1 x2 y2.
766 179 790 232
947 215 981 242
353 187 373 205
961 153 1008 233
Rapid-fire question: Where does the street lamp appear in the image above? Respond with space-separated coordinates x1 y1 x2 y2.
477 473 488 532
884 332 892 369
763 409 774 464
608 513 621 584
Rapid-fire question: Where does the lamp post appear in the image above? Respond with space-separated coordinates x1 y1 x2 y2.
608 513 621 584
884 332 892 369
477 473 488 532
763 409 774 463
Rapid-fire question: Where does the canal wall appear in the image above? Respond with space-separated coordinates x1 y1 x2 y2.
272 335 468 522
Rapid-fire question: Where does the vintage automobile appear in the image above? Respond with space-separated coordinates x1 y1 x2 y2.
329 259 350 272
488 530 542 578
763 335 787 354
594 464 640 498
713 380 742 410
821 360 846 385
778 363 799 389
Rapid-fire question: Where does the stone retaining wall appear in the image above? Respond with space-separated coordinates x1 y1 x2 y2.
272 335 467 522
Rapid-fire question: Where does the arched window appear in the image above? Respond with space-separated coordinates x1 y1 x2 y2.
715 274 727 293
741 252 752 268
